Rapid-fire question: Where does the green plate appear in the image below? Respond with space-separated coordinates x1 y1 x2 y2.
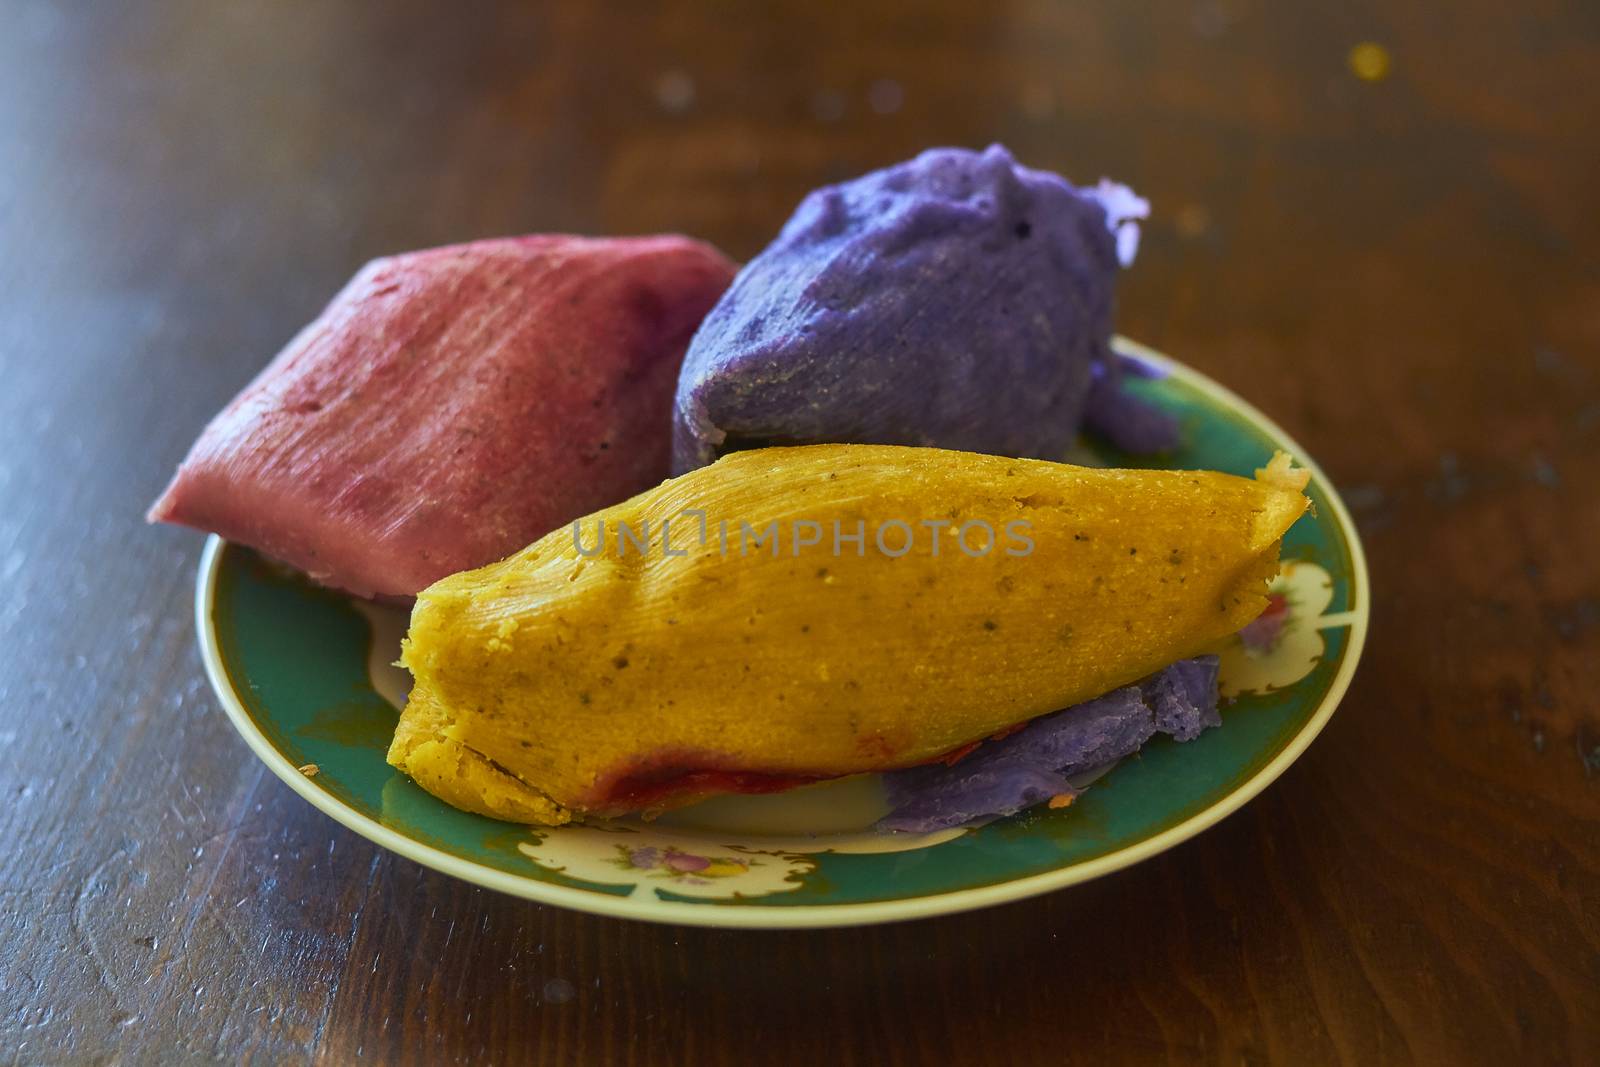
197 338 1368 928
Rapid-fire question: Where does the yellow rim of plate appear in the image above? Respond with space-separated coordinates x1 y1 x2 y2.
195 338 1370 929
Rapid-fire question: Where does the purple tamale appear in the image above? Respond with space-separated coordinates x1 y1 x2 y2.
673 144 1173 472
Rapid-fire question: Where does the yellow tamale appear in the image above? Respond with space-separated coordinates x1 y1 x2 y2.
388 444 1308 825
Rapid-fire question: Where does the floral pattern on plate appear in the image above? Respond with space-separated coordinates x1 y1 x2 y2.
517 826 815 900
1217 560 1357 697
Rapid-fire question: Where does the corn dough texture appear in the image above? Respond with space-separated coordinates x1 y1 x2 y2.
388 444 1307 825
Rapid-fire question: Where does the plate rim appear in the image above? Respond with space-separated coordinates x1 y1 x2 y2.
195 337 1370 929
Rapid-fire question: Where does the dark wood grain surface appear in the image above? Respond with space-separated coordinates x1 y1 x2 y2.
2 2 1596 1064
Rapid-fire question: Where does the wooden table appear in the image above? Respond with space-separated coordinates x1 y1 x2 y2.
3 2 1595 1063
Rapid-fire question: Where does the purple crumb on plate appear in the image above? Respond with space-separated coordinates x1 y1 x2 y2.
878 688 1152 833
1082 358 1182 454
878 766 1078 835
877 657 1221 833
1115 351 1168 380
673 144 1163 472
1142 655 1221 741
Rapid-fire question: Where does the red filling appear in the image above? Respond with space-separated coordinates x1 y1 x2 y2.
597 757 824 811
595 728 1018 810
